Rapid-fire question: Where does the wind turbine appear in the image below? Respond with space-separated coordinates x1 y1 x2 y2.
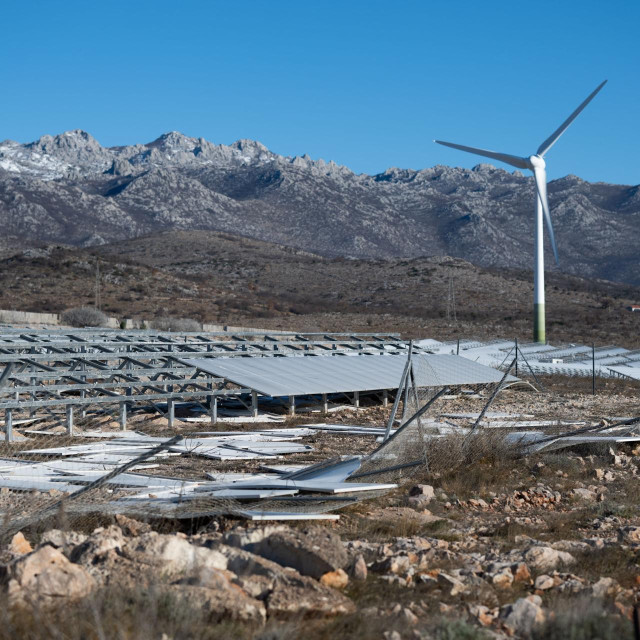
435 80 607 343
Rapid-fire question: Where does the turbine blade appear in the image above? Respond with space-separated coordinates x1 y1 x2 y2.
434 140 529 170
532 165 559 264
536 80 607 157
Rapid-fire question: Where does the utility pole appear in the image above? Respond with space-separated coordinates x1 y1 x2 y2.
446 273 457 325
95 258 101 310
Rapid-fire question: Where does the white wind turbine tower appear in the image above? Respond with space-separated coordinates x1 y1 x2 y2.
435 80 607 343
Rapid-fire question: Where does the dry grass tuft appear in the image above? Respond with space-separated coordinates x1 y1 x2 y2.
0 586 255 640
533 595 633 640
420 431 523 499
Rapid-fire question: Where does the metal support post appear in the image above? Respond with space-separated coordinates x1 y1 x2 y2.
30 364 36 417
382 390 388 407
119 402 127 431
251 390 259 418
353 391 360 410
383 359 411 442
66 404 74 436
209 395 218 425
167 399 175 428
456 338 460 355
126 361 133 401
592 343 596 395
410 366 422 428
515 337 518 378
5 409 13 443
80 355 87 418
322 393 328 413
289 395 296 416
402 340 413 419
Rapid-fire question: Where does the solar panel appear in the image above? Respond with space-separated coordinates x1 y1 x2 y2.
184 353 515 397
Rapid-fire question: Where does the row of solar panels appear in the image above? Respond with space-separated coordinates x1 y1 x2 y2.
418 338 640 379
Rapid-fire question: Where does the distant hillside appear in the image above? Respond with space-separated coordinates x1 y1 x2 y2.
1 232 638 347
0 130 638 284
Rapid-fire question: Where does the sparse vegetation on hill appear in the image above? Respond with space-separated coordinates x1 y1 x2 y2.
0 232 638 347
149 316 201 332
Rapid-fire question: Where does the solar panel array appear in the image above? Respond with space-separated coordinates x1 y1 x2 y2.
418 338 640 380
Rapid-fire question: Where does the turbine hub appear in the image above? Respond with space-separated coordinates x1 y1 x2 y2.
528 154 546 169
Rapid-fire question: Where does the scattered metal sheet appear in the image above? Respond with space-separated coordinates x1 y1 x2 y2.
440 412 535 419
237 512 340 521
259 464 308 475
527 435 640 453
479 420 587 429
0 424 397 522
194 479 397 494
281 457 361 483
0 477 85 492
305 424 399 437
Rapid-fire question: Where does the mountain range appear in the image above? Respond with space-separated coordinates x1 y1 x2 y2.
0 130 638 284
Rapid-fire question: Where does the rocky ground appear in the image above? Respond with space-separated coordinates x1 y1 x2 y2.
0 381 639 639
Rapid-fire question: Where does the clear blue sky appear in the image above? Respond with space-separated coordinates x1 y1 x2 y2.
1 0 638 184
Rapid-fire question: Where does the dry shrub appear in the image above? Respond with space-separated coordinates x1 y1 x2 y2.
423 431 520 499
150 316 201 332
0 582 493 640
60 307 108 328
0 585 254 640
341 513 450 543
302 604 490 640
532 595 633 640
570 546 640 587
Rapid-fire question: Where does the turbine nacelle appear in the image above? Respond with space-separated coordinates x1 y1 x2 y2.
527 155 546 170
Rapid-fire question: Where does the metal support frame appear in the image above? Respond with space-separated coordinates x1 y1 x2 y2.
383 356 412 442
0 331 417 364
0 330 435 438
468 357 517 437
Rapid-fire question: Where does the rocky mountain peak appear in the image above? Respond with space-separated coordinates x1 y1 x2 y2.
27 130 102 154
147 131 198 151
0 129 637 288
231 139 269 153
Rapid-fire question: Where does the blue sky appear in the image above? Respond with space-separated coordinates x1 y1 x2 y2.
1 0 638 184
